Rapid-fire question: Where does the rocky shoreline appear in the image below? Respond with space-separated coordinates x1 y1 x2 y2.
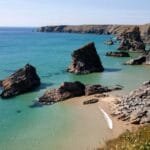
37 81 122 105
112 81 150 124
38 24 150 44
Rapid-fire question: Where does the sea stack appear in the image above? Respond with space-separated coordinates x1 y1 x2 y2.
67 42 104 74
117 26 145 52
0 64 41 98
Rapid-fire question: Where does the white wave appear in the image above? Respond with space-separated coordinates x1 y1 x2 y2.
99 107 113 129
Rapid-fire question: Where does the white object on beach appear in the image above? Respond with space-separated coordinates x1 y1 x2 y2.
99 107 113 129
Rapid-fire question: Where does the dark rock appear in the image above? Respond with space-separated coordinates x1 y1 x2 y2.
67 42 104 74
112 81 150 124
124 55 146 65
0 64 40 98
94 93 109 98
83 99 99 105
85 84 111 96
117 26 145 52
85 84 123 96
106 51 130 57
39 81 85 104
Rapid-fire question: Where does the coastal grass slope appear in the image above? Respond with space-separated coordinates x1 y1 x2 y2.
98 125 150 150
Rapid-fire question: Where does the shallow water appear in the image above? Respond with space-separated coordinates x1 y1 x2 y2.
0 28 150 150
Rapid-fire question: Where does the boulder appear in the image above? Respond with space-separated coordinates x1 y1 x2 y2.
106 51 130 57
83 99 99 105
94 93 109 98
85 84 123 96
39 81 85 104
0 64 40 98
67 42 104 74
117 26 145 52
85 84 111 96
112 81 150 124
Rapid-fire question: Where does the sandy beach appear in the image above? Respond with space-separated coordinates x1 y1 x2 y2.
60 92 134 149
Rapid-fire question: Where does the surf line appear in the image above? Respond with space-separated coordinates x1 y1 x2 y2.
98 106 113 129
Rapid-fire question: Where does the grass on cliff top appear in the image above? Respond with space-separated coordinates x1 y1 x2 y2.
98 125 150 150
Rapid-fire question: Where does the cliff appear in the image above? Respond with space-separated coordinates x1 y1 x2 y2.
38 24 150 44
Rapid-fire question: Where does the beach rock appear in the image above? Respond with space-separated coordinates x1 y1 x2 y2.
67 42 104 74
94 93 109 98
39 81 85 104
85 84 123 96
124 55 146 65
83 99 99 105
118 26 145 52
112 81 150 124
106 51 130 57
85 84 111 96
0 64 40 98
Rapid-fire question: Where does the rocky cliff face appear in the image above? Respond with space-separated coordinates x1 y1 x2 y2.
0 64 41 98
67 42 104 74
38 24 150 44
117 26 145 52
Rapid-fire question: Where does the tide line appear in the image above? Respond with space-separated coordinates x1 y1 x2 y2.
99 106 113 129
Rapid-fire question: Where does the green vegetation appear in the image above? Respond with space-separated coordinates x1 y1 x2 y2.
99 125 150 150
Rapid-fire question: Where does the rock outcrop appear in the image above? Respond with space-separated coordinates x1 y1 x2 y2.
106 51 130 57
67 42 104 74
37 82 122 105
39 81 85 104
124 52 150 65
112 81 150 124
0 64 40 98
124 56 146 65
117 26 145 52
85 84 111 96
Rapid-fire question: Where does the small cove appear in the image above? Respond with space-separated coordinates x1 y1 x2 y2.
0 28 150 150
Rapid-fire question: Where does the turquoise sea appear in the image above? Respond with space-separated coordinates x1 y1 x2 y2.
0 27 150 150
